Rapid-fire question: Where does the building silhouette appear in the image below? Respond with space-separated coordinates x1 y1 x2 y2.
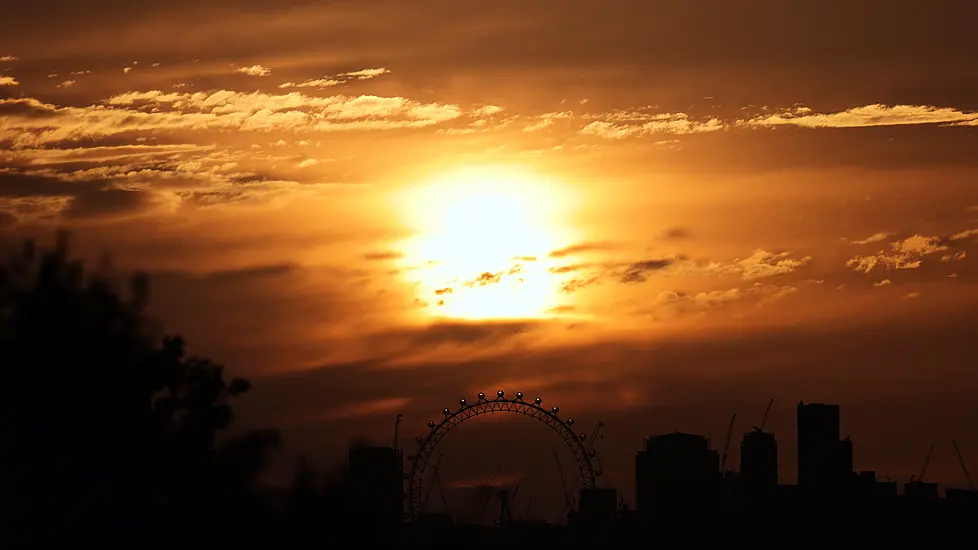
349 446 403 542
635 432 721 524
796 402 852 497
741 429 778 517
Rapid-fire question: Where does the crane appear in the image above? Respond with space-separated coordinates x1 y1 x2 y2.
951 440 976 491
553 448 575 520
720 413 737 474
910 443 936 482
753 398 774 432
393 413 404 451
422 452 448 513
586 421 605 454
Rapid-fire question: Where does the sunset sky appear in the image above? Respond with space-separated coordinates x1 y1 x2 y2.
3 0 978 514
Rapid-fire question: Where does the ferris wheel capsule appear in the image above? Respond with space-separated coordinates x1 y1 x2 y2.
534 397 542 405
497 389 505 399
516 392 524 401
428 421 436 429
415 436 424 444
460 398 467 407
567 418 575 426
442 408 451 416
551 406 559 415
478 392 486 401
579 433 586 440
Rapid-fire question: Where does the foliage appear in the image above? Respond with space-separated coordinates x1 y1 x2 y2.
0 232 280 544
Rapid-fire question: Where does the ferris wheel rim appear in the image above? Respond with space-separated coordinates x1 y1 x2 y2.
405 390 597 521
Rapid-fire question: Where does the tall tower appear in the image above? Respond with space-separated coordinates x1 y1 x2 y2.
796 402 841 491
635 432 721 522
349 446 403 541
741 430 778 512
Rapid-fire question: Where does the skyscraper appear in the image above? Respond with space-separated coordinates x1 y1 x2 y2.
741 429 778 512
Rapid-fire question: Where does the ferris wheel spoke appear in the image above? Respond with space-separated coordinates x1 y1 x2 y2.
405 390 596 520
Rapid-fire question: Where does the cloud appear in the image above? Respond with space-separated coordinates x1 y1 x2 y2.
646 282 799 320
579 112 724 139
363 251 403 261
1 90 466 148
523 111 573 132
850 232 891 245
661 227 691 240
0 171 105 198
549 241 616 258
620 259 674 283
0 76 19 86
235 64 271 76
697 250 811 281
844 231 974 274
950 228 978 241
0 56 18 62
61 188 159 219
941 251 966 262
56 80 75 88
874 279 892 287
748 104 978 129
341 68 390 79
278 78 342 89
278 67 390 89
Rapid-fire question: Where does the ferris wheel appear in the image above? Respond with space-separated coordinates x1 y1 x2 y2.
404 389 601 521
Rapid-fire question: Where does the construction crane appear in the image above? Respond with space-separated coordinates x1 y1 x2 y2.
951 440 976 491
553 448 575 520
393 413 404 451
586 421 605 454
422 452 448 513
753 398 774 432
720 413 737 474
910 444 936 482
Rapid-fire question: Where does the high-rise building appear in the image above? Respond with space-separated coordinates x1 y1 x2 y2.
796 402 850 492
741 429 778 512
796 400 855 527
635 432 721 521
349 446 403 540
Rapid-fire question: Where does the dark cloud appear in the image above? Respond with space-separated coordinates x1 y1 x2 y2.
619 258 674 283
0 171 104 198
549 241 616 258
661 227 690 240
387 321 531 348
61 188 157 219
363 250 403 261
0 98 59 118
201 263 297 283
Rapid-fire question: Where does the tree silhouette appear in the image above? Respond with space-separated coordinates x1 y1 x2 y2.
0 232 280 547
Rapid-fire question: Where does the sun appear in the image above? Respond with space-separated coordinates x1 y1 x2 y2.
396 165 577 321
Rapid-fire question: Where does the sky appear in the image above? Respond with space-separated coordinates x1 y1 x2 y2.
3 0 978 516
